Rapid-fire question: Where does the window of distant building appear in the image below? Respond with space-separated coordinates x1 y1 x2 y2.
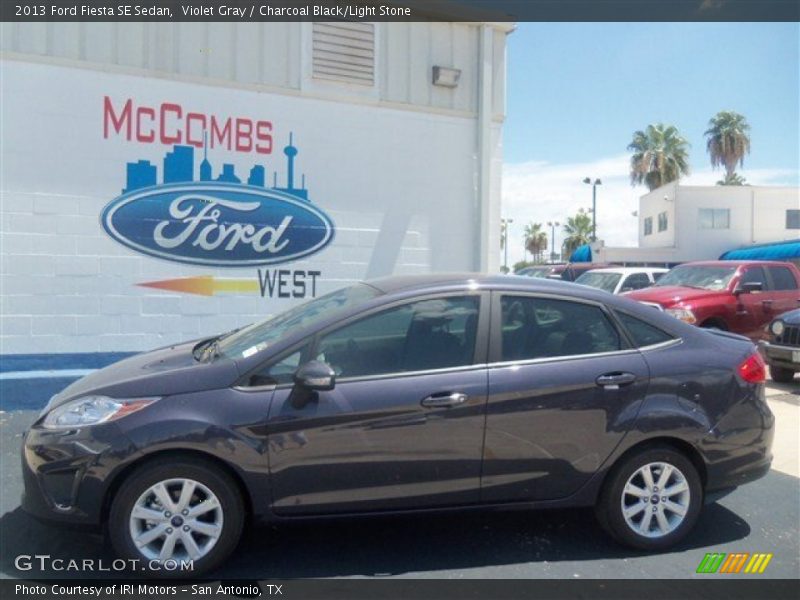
699 208 730 229
787 209 800 229
658 211 668 232
644 217 653 236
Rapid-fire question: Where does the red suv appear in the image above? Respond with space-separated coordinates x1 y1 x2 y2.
624 260 800 341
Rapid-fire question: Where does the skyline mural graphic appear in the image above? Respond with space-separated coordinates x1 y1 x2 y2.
123 133 309 201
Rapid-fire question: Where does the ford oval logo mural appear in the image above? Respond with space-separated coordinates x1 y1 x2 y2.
100 135 335 267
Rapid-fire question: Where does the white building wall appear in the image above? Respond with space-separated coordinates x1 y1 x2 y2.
601 183 799 265
1 22 510 357
638 182 678 248
0 21 508 118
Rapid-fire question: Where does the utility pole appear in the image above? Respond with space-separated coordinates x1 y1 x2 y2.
547 221 560 263
583 177 602 241
501 218 513 272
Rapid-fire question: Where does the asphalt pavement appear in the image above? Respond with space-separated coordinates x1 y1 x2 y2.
1 384 798 581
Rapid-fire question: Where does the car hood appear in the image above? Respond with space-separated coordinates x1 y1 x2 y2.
776 308 800 325
49 339 241 408
623 285 725 306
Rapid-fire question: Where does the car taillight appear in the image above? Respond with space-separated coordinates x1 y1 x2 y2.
738 352 766 384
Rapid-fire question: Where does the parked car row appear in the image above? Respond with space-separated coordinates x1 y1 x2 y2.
515 262 612 281
516 260 800 381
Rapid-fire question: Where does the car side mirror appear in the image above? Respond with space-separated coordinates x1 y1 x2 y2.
620 286 634 293
735 281 763 295
293 360 336 391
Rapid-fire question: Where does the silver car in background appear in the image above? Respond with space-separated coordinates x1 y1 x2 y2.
575 267 669 295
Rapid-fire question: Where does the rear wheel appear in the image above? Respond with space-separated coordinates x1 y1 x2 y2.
109 458 244 576
596 447 702 550
769 364 796 383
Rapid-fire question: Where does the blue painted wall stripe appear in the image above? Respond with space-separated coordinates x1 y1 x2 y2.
0 352 137 373
0 369 96 380
0 352 137 411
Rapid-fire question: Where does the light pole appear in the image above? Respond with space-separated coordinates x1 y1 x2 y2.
546 221 560 263
501 218 513 272
582 177 602 241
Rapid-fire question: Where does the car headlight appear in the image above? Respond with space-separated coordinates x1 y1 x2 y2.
770 320 785 337
42 396 158 429
665 307 697 324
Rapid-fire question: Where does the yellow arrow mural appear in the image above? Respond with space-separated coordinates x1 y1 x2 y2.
138 276 259 296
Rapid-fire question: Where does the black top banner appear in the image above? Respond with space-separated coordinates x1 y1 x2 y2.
2 0 799 23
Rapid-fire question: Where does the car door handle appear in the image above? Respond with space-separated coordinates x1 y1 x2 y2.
421 392 467 408
762 299 774 305
596 372 637 389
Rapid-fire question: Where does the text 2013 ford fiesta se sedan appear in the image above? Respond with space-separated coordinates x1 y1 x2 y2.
22 275 774 575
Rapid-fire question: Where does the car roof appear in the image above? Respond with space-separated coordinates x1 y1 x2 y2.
678 260 793 267
365 273 581 295
358 273 699 340
583 267 669 275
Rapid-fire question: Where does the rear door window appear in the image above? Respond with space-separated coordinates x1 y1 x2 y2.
499 296 622 361
768 266 799 291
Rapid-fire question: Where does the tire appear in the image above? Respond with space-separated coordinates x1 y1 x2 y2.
595 447 702 550
109 457 244 577
769 364 796 383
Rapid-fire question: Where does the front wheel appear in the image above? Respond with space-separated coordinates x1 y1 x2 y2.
769 364 796 383
596 447 702 550
109 458 244 577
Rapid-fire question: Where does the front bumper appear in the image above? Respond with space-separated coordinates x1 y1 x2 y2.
21 421 139 526
761 340 800 371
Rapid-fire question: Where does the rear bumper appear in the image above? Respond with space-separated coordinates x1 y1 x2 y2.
705 453 772 492
702 386 775 493
761 341 800 370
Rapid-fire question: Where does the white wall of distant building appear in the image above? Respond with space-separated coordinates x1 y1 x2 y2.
599 182 799 264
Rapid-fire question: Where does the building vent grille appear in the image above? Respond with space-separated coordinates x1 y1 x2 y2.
312 22 375 86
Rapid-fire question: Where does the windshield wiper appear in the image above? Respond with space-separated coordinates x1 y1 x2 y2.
204 339 221 362
192 338 216 361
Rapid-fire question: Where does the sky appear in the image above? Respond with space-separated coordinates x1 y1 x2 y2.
501 22 800 267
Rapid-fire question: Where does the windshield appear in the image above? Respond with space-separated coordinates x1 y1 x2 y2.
516 266 551 278
575 272 622 293
216 284 380 359
654 265 737 291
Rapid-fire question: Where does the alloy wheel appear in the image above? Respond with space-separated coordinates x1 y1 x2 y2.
620 461 690 538
128 477 224 562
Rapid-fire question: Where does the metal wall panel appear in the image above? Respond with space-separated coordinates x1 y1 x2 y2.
2 22 501 115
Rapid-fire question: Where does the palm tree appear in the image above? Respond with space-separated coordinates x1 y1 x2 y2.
562 209 593 256
705 111 751 183
523 222 548 262
628 123 691 191
716 172 747 186
533 230 547 263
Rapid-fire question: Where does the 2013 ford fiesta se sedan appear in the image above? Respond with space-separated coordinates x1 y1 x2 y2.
22 274 774 575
